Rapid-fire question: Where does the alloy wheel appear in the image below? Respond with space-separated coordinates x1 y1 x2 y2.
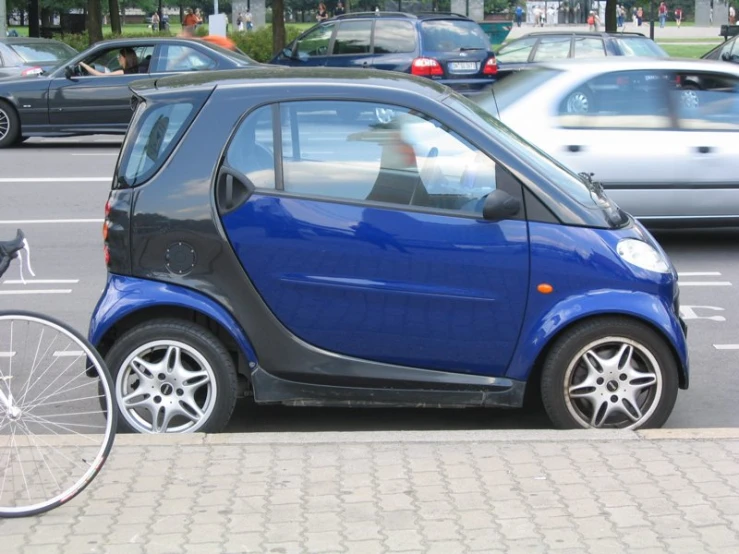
680 89 700 110
116 340 218 433
566 92 590 114
0 108 9 142
563 337 662 429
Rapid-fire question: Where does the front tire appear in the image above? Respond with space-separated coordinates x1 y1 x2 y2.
105 319 238 434
540 317 679 430
0 101 20 148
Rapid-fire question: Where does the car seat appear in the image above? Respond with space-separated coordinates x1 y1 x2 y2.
138 55 152 74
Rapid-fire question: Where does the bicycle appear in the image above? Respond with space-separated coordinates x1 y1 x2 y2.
0 230 116 517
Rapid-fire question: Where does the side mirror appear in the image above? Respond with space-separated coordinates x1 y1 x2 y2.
482 189 521 221
65 66 74 79
281 47 295 59
722 52 731 61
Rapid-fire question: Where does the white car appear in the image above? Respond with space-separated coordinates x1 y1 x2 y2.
476 58 739 227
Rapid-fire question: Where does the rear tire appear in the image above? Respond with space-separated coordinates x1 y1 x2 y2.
105 319 238 434
540 317 679 430
0 101 20 149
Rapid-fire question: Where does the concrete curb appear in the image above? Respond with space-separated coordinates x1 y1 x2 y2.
108 428 739 447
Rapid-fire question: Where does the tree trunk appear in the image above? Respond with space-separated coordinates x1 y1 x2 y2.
87 0 104 44
28 0 40 37
605 0 617 32
272 0 286 55
109 0 122 34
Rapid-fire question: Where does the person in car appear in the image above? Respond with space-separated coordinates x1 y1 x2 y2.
79 48 139 76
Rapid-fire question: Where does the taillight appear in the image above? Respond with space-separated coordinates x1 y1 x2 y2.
103 244 110 266
104 200 111 218
21 67 43 77
103 200 111 265
411 57 444 77
483 58 498 75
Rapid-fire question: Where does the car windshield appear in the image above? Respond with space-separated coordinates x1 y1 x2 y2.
421 20 490 52
9 42 77 63
445 91 625 223
614 37 668 57
486 67 561 112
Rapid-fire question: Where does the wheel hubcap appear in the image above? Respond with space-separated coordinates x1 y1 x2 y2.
564 337 662 429
0 109 9 141
681 90 699 110
566 93 589 114
116 340 217 433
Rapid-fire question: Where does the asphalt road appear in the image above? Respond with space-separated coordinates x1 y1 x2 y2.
1 137 738 432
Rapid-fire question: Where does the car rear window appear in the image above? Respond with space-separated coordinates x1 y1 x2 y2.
420 20 490 52
614 37 668 57
117 101 197 188
9 42 77 63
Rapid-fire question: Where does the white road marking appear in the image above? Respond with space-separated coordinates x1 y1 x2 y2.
0 219 103 224
0 352 16 358
0 178 109 183
714 344 739 350
678 272 722 277
3 279 79 285
679 305 726 322
678 281 732 287
53 351 83 357
0 289 72 295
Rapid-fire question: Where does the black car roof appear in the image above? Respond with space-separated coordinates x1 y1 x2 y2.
516 31 649 39
332 11 475 22
132 66 449 97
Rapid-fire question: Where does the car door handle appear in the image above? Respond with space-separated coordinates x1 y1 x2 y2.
216 167 254 215
566 145 584 153
696 146 713 154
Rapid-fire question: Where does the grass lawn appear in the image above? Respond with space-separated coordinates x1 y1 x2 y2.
660 43 714 57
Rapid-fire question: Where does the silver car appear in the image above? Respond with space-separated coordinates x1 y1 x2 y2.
477 58 739 227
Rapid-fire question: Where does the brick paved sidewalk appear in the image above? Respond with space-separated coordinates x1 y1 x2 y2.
3 429 739 554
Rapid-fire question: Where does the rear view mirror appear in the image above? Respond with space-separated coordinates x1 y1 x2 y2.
482 190 521 221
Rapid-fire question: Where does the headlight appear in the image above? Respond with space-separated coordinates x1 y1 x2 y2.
617 239 670 273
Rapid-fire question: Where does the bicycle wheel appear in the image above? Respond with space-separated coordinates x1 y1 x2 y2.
0 311 116 517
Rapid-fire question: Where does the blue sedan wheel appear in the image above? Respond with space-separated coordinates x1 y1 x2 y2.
541 318 679 430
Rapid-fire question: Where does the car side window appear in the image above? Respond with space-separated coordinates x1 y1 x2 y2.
673 73 739 131
573 37 606 59
532 36 571 62
224 106 276 189
332 21 373 55
496 37 537 63
83 45 154 74
296 23 335 57
160 45 216 72
373 21 417 53
278 101 497 215
557 70 672 130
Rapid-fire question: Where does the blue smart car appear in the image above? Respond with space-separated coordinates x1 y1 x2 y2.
90 67 688 434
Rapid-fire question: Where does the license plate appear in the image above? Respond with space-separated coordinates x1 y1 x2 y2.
449 61 478 73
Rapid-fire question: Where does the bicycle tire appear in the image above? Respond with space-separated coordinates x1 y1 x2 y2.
0 310 116 517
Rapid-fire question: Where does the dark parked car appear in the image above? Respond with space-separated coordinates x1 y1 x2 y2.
271 12 499 93
89 67 687 434
0 37 257 148
495 32 668 77
703 35 739 64
0 37 77 79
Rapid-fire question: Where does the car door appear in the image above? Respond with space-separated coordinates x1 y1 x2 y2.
276 22 336 67
323 20 373 69
669 70 739 219
216 100 530 377
47 44 156 131
548 69 696 219
371 19 418 72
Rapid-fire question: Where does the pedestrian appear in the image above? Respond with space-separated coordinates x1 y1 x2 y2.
637 6 644 26
515 4 523 27
659 2 668 28
335 1 346 16
317 2 329 21
617 5 624 28
675 6 683 28
151 11 160 32
534 5 543 27
245 9 253 31
587 10 595 31
731 5 737 25
548 4 557 25
182 9 198 35
195 9 204 28
237 12 244 32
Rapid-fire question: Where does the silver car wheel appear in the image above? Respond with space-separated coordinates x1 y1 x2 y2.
564 337 662 429
680 89 699 110
375 107 396 124
116 340 218 433
565 91 590 114
0 108 9 142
